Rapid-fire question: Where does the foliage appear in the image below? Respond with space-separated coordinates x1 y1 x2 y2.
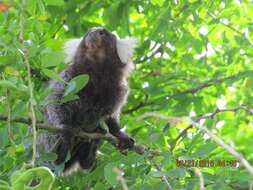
0 166 54 190
1 0 253 189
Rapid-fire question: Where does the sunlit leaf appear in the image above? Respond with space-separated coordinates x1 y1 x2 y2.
44 0 64 6
0 80 17 90
41 52 65 68
42 68 65 82
63 74 89 97
104 163 118 186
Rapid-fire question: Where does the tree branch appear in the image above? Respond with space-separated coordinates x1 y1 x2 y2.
138 106 253 177
135 42 163 64
170 70 253 98
207 11 252 45
123 93 150 114
137 111 183 123
192 120 253 176
2 75 13 141
19 0 37 167
151 161 173 190
113 168 128 190
193 168 205 190
196 106 253 121
0 116 146 155
124 70 253 114
173 105 253 146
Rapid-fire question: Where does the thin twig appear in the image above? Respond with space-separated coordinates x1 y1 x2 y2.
19 0 37 167
137 111 183 123
124 70 253 114
139 106 253 177
193 120 253 176
172 124 193 150
2 74 13 141
152 161 173 190
123 93 150 114
193 168 205 190
6 90 13 141
51 20 65 39
170 70 253 97
207 11 252 45
0 115 33 125
196 106 253 122
173 106 253 148
136 42 163 63
250 181 253 190
113 167 128 190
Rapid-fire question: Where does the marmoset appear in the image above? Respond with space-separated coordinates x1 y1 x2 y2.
41 27 137 172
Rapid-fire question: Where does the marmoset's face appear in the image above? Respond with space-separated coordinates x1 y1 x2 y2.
84 27 116 51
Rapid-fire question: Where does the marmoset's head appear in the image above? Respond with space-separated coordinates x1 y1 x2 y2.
84 27 116 51
64 27 137 66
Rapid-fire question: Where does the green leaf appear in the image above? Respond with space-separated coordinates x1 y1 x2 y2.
192 38 203 53
93 182 107 190
103 1 130 33
44 0 64 6
0 179 10 189
42 68 65 82
120 153 144 165
61 94 79 103
167 168 186 178
149 170 167 178
15 144 25 153
104 163 118 186
151 0 164 6
63 80 77 97
41 52 65 68
149 132 161 142
0 80 17 90
192 142 217 157
63 74 89 97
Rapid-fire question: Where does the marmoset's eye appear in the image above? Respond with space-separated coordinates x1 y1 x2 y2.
99 30 105 35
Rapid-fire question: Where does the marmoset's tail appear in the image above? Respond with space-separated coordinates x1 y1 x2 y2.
63 140 99 175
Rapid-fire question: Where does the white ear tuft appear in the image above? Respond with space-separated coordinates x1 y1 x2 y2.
64 38 82 64
116 37 138 64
